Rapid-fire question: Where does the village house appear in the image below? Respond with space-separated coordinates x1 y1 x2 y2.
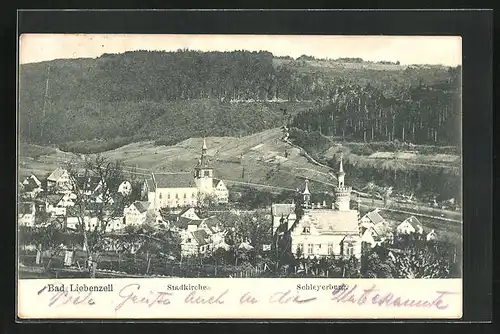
181 229 212 256
18 202 36 227
143 139 229 210
178 207 201 220
123 201 151 226
20 175 43 199
117 180 132 196
426 229 438 241
275 157 362 259
396 216 424 235
359 209 394 247
45 194 68 216
175 215 228 256
46 168 72 193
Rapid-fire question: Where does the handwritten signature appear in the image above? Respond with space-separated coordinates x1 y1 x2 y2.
37 285 95 307
331 284 458 309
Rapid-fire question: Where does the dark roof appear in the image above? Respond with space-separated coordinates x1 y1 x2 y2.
192 229 210 245
200 216 221 233
46 194 64 206
175 217 202 229
365 210 385 224
153 173 196 189
132 201 150 213
22 176 41 192
213 178 222 187
18 202 33 215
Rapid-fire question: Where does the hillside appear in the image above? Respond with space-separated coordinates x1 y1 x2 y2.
19 50 458 152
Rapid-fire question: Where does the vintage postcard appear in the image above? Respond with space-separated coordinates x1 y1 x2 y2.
17 34 462 319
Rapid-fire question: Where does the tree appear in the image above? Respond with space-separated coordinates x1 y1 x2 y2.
66 154 129 278
196 192 218 218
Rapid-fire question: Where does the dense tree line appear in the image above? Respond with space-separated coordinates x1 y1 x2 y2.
19 50 458 150
290 71 461 146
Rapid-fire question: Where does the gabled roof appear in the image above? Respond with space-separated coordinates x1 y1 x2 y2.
271 203 296 217
175 217 202 229
363 209 385 224
47 168 68 182
200 216 221 233
178 207 195 216
402 216 422 228
132 201 151 213
192 229 210 245
153 172 196 189
46 194 64 206
213 178 222 187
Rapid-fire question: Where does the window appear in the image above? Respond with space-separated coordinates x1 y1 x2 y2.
307 244 313 255
187 238 191 243
168 193 171 199
328 243 334 255
204 171 210 177
317 244 322 249
184 193 187 199
302 226 310 234
175 193 179 199
159 193 162 199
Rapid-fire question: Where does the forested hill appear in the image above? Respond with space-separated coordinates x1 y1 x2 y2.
19 49 460 152
289 74 461 146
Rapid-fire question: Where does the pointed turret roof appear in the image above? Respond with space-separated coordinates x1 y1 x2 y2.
302 179 310 195
339 155 345 175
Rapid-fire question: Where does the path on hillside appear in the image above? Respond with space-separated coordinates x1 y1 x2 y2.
223 179 296 192
283 138 337 181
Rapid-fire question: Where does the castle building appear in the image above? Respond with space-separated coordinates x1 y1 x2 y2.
144 139 229 210
273 156 361 259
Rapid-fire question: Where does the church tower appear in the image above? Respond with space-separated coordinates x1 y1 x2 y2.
194 138 214 193
335 155 351 211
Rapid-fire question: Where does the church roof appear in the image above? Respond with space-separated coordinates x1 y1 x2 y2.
153 172 196 189
295 209 358 235
271 203 296 217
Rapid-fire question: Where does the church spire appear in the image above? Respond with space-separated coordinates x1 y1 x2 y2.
339 154 345 175
202 138 207 151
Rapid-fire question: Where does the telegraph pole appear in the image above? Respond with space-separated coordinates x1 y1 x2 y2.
41 64 51 139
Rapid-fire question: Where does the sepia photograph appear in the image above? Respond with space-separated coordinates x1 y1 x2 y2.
17 34 463 283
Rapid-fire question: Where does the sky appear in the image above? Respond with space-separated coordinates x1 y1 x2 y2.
19 34 462 66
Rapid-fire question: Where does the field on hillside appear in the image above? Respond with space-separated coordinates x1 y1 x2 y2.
19 128 336 193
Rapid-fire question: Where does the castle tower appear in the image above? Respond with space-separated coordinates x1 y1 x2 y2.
194 138 214 193
302 178 311 209
335 155 351 211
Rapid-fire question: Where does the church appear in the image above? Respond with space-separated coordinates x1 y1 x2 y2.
144 139 229 210
272 156 361 259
